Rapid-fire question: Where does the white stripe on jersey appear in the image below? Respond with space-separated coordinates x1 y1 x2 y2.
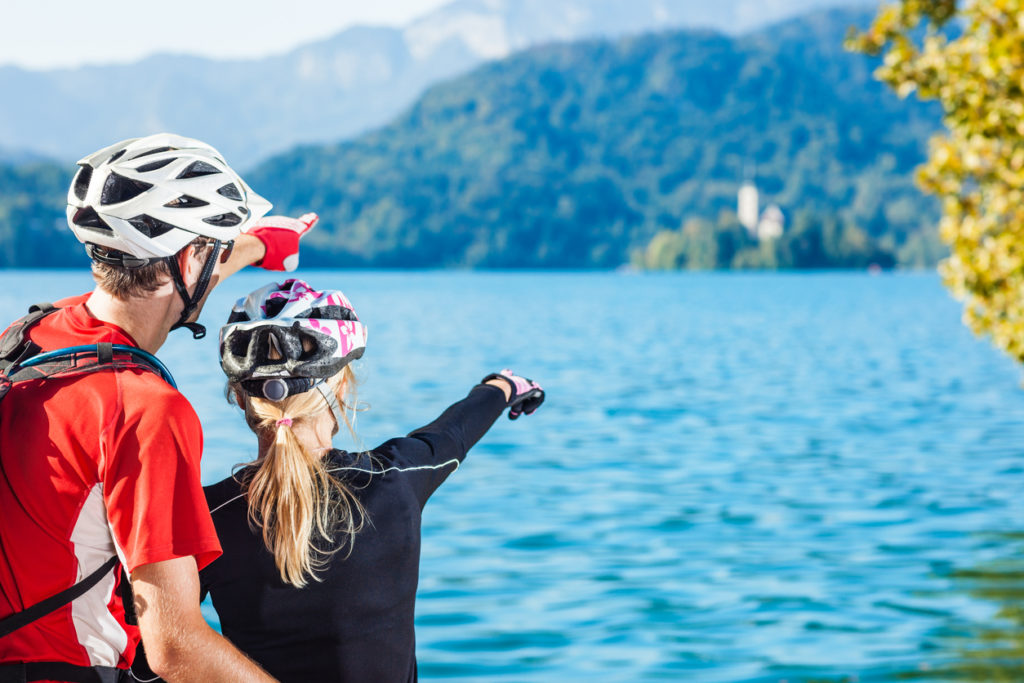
69 484 127 666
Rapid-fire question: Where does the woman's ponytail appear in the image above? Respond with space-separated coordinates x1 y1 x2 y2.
234 369 364 588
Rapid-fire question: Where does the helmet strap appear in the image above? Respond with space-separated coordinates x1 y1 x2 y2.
315 381 345 436
166 240 222 340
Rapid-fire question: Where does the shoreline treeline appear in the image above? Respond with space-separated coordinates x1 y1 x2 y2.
635 210 945 271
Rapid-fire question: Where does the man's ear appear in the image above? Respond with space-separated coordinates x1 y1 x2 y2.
176 244 200 285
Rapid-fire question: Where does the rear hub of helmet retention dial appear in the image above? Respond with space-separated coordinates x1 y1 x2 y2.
248 377 316 401
262 378 289 401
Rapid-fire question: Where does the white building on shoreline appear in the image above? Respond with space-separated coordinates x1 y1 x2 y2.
738 180 759 234
758 204 784 241
737 178 785 241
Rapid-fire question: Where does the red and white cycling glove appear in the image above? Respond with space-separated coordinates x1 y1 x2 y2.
247 212 318 272
481 369 545 420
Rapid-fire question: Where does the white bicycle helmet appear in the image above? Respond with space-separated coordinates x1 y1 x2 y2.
67 133 272 339
67 133 271 263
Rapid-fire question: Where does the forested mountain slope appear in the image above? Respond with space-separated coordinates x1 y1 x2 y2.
0 162 76 267
248 7 939 268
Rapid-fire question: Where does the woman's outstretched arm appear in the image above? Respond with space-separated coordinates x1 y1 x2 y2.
371 372 543 506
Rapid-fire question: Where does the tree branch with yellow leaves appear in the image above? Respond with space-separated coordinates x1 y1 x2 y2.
849 0 1024 362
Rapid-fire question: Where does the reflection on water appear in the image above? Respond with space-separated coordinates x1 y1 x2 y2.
900 533 1024 682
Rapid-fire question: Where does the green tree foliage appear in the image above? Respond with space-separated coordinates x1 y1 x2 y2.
641 218 724 270
0 163 79 268
849 0 1024 361
640 230 688 270
897 225 947 268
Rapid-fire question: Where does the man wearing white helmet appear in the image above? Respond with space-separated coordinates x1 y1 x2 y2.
0 134 312 682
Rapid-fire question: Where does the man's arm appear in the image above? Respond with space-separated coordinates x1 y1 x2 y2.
132 556 276 683
218 233 266 280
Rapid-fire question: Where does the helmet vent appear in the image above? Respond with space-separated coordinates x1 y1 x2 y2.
100 173 153 206
164 195 210 209
72 165 92 200
129 146 174 160
264 297 287 319
217 183 242 201
296 306 356 321
127 214 177 239
227 329 252 360
136 158 175 173
226 309 250 324
203 213 242 227
178 161 221 179
267 333 283 360
106 150 126 165
72 207 114 235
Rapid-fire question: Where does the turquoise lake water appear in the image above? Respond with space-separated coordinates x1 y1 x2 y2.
4 270 1024 682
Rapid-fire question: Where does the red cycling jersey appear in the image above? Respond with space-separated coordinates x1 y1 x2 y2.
0 293 221 673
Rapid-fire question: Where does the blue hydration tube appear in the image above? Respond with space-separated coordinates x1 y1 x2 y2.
19 344 177 389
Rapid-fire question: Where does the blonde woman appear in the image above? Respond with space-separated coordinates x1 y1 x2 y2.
199 279 544 682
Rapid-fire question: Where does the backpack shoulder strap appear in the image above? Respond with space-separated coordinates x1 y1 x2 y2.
27 303 56 315
0 303 59 373
5 345 175 389
96 343 114 366
0 556 118 639
0 305 174 389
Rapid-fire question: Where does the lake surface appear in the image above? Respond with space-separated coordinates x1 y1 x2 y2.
4 270 1024 682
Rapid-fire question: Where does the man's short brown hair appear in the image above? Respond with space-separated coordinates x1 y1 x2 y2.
90 237 216 301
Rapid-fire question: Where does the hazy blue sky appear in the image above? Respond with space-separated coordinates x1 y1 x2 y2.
2 0 452 70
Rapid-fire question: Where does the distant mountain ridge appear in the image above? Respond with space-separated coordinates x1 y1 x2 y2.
0 146 48 164
0 0 864 168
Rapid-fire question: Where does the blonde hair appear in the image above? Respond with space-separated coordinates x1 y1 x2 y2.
229 367 365 587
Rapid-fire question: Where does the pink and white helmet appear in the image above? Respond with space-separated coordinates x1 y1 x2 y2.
220 280 367 398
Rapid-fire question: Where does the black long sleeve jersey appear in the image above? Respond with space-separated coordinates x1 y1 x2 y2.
199 384 507 683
